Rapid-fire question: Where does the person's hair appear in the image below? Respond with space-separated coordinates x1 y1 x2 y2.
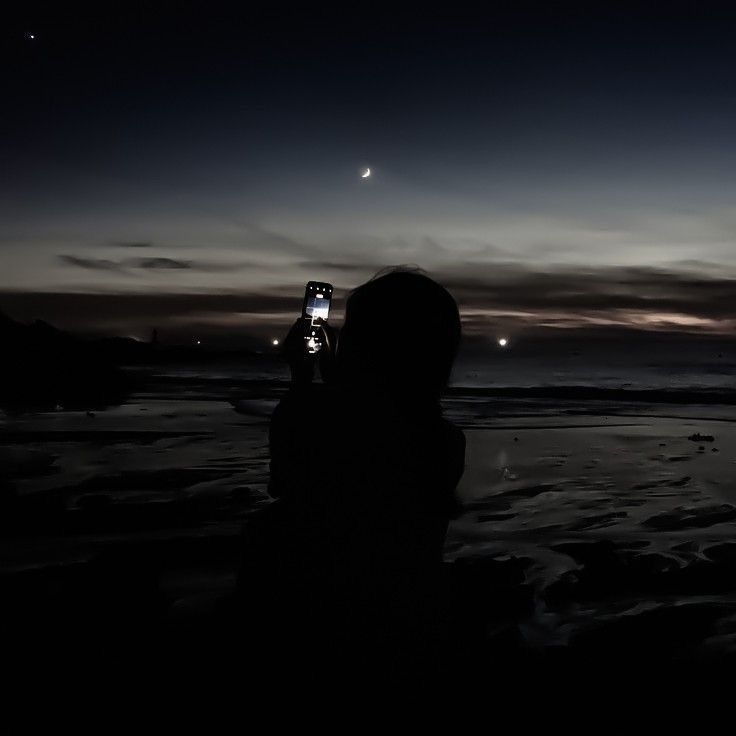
336 267 461 404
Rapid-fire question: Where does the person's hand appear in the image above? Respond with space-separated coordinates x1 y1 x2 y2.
282 318 336 385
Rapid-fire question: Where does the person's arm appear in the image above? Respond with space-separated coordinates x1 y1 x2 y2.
268 319 336 501
267 396 301 500
449 426 466 490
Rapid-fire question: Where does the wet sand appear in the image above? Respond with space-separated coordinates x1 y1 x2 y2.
452 414 736 659
4 383 736 680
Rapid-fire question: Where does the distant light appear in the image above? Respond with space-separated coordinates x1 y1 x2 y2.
498 337 508 347
272 338 279 346
196 340 201 345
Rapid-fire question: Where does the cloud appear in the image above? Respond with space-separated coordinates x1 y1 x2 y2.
10 261 736 340
59 254 252 273
234 221 325 258
134 257 193 270
437 263 736 333
58 255 126 272
112 241 153 248
298 260 379 273
0 289 304 339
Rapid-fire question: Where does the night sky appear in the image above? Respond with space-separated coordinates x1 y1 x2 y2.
4 4 736 346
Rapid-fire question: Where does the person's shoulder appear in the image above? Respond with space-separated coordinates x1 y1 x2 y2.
434 418 465 469
438 416 465 444
411 413 465 460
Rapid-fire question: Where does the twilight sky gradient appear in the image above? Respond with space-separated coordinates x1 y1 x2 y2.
4 4 736 345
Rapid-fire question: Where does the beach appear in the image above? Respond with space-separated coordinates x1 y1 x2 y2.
454 411 736 659
4 365 736 678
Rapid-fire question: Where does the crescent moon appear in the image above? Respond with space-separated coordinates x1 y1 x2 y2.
361 167 371 178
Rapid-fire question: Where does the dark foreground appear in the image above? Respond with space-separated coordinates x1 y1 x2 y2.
4 375 736 713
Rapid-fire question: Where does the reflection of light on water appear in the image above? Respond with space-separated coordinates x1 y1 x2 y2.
502 467 518 481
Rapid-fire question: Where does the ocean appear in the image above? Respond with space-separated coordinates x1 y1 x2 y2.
4 345 736 668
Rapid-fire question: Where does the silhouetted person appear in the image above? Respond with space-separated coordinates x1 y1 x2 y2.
238 269 465 674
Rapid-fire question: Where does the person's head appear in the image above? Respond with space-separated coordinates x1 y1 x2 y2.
336 268 461 403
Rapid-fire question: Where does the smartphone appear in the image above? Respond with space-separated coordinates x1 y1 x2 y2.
301 280 333 354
